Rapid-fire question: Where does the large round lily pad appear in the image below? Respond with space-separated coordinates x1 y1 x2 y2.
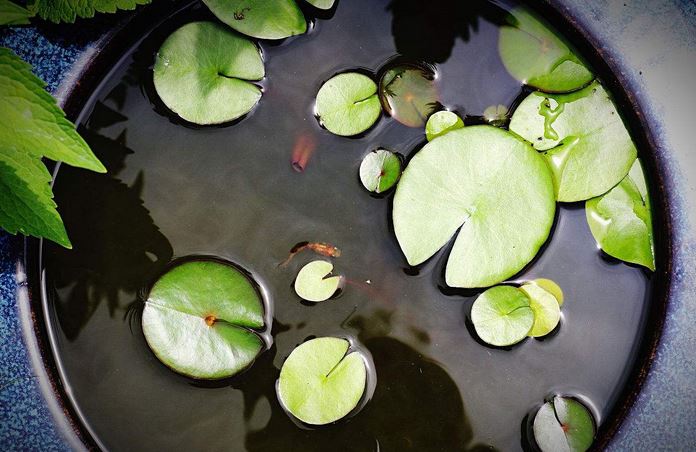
202 0 307 40
142 259 265 379
315 72 382 136
509 81 637 202
277 337 367 425
471 285 534 347
393 125 555 288
153 21 265 125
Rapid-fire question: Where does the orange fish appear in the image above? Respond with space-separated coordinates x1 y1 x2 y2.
278 241 341 267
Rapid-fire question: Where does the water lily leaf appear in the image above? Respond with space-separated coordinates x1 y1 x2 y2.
425 111 464 141
277 337 367 425
379 63 440 128
586 159 654 270
483 104 509 127
499 7 593 93
306 0 334 9
533 396 595 452
315 72 381 136
142 259 265 379
509 81 637 202
520 282 560 337
471 285 534 347
530 278 564 306
393 126 555 288
294 260 342 302
533 401 570 452
202 0 307 40
359 149 402 194
153 21 264 125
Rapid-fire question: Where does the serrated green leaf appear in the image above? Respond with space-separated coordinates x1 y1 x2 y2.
0 0 34 25
202 0 306 40
30 0 151 23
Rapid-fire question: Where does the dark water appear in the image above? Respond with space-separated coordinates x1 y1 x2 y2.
42 1 653 450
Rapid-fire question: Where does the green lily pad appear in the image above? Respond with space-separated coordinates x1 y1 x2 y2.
294 260 342 302
520 282 561 337
277 337 367 425
509 81 637 202
393 126 555 288
533 396 595 452
306 0 335 9
483 104 509 127
530 278 564 306
425 111 464 141
202 0 307 40
586 159 654 270
379 63 440 128
142 259 265 379
153 21 265 125
471 285 534 347
315 72 382 136
359 149 402 194
499 7 593 93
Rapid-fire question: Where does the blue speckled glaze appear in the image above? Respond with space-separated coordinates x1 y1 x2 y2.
0 1 695 450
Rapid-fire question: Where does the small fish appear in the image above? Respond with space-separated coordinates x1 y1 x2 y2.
278 241 341 267
291 133 317 172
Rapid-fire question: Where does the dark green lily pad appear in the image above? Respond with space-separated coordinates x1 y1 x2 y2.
142 259 265 379
533 396 596 452
315 72 382 136
359 149 402 193
153 21 264 125
294 260 342 302
379 63 440 128
202 0 307 40
471 285 534 347
425 111 464 141
277 337 367 425
499 7 593 93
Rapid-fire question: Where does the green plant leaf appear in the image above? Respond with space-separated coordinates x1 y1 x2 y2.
393 126 555 288
483 104 509 127
471 285 534 347
153 21 264 125
425 110 464 141
30 0 150 23
533 396 595 452
294 260 341 302
533 401 570 452
359 149 401 194
520 282 560 337
142 259 265 380
0 0 34 25
202 0 306 40
306 0 334 9
498 7 593 93
379 63 440 128
529 278 564 306
586 159 654 270
315 72 381 136
509 81 637 202
277 337 367 425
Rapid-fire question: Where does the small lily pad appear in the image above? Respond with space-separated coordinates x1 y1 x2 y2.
315 72 381 136
530 278 564 306
471 285 534 347
153 21 264 125
379 63 440 128
509 81 637 202
483 104 509 127
533 396 596 452
142 259 265 379
425 111 464 141
520 282 561 337
586 159 654 270
277 337 367 425
306 0 335 9
499 7 593 93
202 0 307 40
359 149 402 194
294 260 342 302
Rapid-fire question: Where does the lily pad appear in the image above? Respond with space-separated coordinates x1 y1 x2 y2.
483 104 509 127
586 159 654 270
277 337 367 425
202 0 307 40
306 0 335 9
393 126 555 288
499 7 593 93
379 63 440 128
520 282 561 337
509 81 637 202
153 21 264 125
425 111 464 141
315 72 381 136
294 260 342 302
359 149 402 194
471 285 534 347
142 259 265 379
529 278 564 306
533 396 595 452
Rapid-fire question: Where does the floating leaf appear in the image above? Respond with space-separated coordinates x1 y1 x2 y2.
359 149 402 194
315 72 381 136
471 285 534 347
294 260 342 302
533 396 595 452
498 7 593 93
202 0 306 40
393 126 555 288
520 282 560 337
153 21 264 125
306 0 335 9
509 81 637 202
586 159 654 270
142 259 265 379
529 278 564 306
379 63 440 128
483 104 509 127
425 111 464 141
277 337 367 425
